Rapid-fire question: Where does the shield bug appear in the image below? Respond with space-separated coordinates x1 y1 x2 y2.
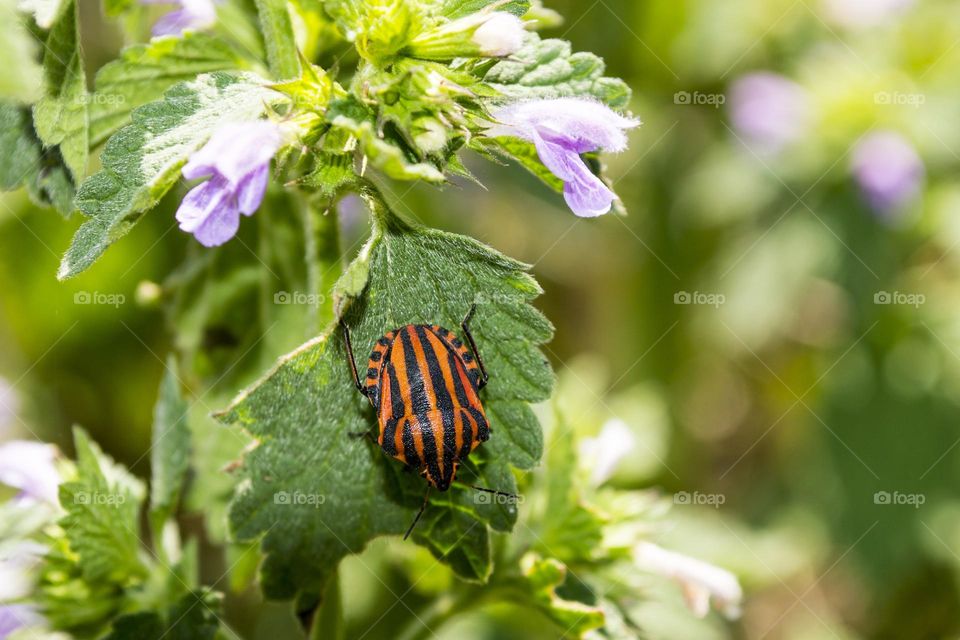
342 304 518 539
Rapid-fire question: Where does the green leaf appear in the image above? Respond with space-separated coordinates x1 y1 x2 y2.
218 190 552 599
255 0 301 79
0 101 75 215
102 590 223 640
88 33 246 148
17 0 66 29
435 0 530 19
520 553 605 636
0 0 43 102
482 33 631 108
33 0 88 180
57 426 147 584
59 71 281 280
149 356 191 529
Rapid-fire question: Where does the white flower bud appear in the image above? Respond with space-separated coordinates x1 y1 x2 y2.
472 13 526 57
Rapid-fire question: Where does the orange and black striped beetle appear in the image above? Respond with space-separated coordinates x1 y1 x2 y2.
342 304 518 539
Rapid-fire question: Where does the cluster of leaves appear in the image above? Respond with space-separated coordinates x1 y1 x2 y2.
31 364 226 639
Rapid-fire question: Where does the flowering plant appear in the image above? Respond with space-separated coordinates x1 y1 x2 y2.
0 1 742 638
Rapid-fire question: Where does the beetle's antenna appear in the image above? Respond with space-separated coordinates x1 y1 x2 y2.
404 486 431 540
470 485 519 500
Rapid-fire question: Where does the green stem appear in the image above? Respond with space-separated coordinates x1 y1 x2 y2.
254 0 301 79
396 585 523 640
305 197 341 329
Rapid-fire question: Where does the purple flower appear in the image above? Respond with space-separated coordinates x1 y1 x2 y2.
176 121 282 247
728 72 811 153
851 131 924 214
0 604 42 638
0 441 61 505
487 98 639 217
142 0 217 37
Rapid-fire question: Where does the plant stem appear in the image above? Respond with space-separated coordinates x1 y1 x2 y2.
253 0 301 79
305 197 340 329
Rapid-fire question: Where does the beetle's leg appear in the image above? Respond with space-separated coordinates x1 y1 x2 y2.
348 429 377 444
341 320 367 397
461 303 489 390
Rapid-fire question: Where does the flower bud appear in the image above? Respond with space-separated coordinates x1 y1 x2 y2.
406 12 526 61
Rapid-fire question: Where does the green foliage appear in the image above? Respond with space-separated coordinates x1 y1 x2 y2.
254 0 301 78
482 33 631 108
102 590 223 640
59 72 282 280
149 358 191 533
218 189 552 599
33 0 88 180
57 427 147 584
88 33 246 148
0 101 75 213
520 554 605 635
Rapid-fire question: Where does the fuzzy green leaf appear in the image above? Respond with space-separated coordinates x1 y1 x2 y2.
219 194 552 599
255 0 301 79
476 136 564 193
1 100 75 217
483 33 631 108
88 33 246 148
57 427 147 584
435 0 529 19
0 0 43 102
59 72 281 280
150 357 191 528
33 0 88 180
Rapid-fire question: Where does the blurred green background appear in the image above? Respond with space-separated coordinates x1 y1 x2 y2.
4 0 960 637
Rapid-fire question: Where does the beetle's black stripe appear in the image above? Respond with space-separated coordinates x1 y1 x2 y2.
401 418 421 469
443 414 457 474
458 409 473 458
417 326 455 416
468 406 489 441
400 329 431 414
445 349 473 407
387 362 405 421
416 414 442 485
381 417 398 456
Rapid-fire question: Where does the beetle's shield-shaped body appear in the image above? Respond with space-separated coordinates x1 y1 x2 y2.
363 324 489 491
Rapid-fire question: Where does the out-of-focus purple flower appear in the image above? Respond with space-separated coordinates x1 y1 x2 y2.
0 441 61 505
142 0 217 37
0 378 18 435
487 98 639 217
851 131 924 214
176 121 282 247
0 604 42 638
728 72 811 153
823 0 914 28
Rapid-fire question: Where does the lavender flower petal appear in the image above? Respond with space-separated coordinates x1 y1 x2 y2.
488 98 637 217
0 604 42 638
149 0 217 37
182 122 282 186
728 72 811 152
176 175 239 247
851 131 924 214
236 164 269 216
0 441 60 505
